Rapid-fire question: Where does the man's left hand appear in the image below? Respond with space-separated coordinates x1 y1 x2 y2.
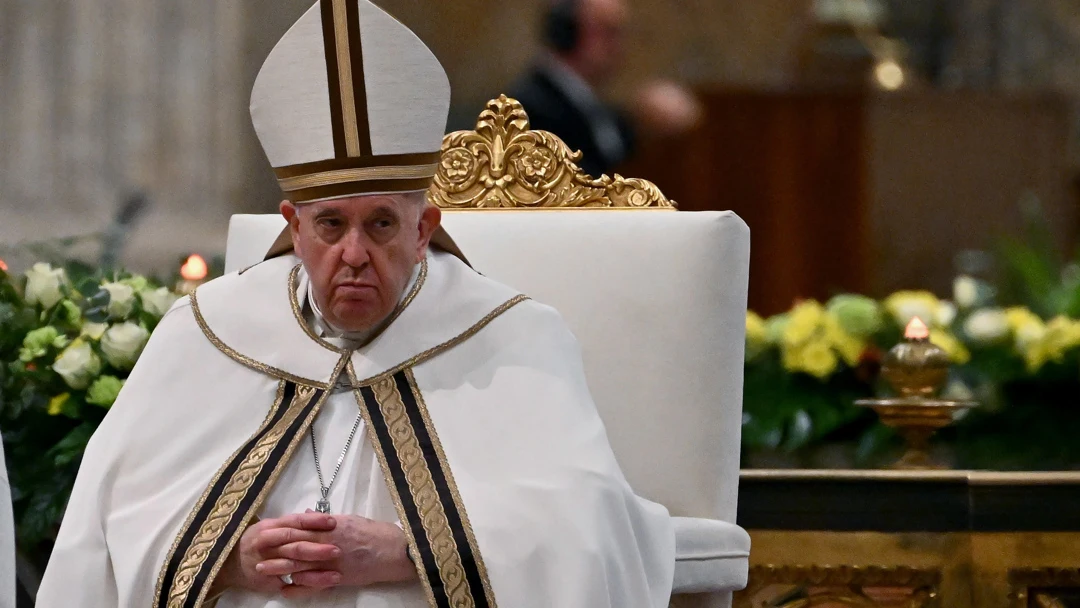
275 512 416 591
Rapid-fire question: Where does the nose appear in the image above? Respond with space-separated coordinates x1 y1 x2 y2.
339 229 372 270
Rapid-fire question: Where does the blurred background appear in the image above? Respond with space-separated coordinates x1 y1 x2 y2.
1 0 1079 314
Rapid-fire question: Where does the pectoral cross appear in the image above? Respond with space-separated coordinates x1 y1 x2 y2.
316 488 332 513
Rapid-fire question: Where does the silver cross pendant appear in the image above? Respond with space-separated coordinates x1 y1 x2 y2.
315 487 331 513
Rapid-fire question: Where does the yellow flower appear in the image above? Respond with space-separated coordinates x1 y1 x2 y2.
929 329 970 364
783 300 826 347
792 340 839 379
1005 307 1046 351
745 312 768 360
884 291 940 327
824 315 865 367
1024 316 1080 372
48 393 70 416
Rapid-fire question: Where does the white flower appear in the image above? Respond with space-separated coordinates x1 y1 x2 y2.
100 322 150 370
953 275 979 309
139 287 178 317
963 308 1009 344
52 340 102 390
80 322 108 341
935 301 957 328
24 263 67 309
101 282 136 319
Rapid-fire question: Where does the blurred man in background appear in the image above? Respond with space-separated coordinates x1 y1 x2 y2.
509 0 703 176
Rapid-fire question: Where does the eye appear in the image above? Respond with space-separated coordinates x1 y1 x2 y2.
317 217 343 229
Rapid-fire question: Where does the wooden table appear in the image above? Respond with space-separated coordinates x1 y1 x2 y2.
735 470 1080 607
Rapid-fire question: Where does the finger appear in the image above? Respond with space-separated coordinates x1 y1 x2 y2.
272 541 341 562
255 558 329 577
289 569 343 590
274 512 336 532
252 527 328 552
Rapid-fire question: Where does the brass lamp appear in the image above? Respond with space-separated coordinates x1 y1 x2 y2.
856 317 976 469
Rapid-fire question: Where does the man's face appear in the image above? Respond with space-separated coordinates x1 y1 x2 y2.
280 193 441 333
577 0 628 84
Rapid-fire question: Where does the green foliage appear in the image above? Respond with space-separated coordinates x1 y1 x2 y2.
0 262 182 554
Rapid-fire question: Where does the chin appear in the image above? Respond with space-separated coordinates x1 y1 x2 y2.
331 301 391 332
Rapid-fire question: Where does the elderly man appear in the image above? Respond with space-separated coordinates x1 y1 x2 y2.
37 1 675 607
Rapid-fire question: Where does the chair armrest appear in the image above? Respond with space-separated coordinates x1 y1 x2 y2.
672 516 751 594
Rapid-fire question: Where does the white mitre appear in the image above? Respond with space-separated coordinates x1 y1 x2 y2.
251 0 463 260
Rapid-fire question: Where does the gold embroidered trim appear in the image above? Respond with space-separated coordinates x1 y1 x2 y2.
153 380 290 607
278 164 439 191
190 288 331 389
347 363 440 608
288 257 428 354
332 0 360 157
353 294 531 386
378 375 476 605
194 371 341 608
405 368 499 606
164 384 320 608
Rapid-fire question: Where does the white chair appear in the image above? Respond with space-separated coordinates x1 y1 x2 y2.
225 97 751 607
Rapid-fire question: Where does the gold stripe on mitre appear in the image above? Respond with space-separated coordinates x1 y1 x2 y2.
278 163 438 192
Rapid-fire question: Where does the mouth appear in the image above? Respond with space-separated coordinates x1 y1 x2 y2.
334 283 377 298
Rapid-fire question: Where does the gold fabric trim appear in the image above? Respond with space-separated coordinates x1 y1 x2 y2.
373 374 477 606
353 294 530 387
163 384 321 608
153 380 290 606
288 258 428 354
405 368 499 606
190 289 330 389
195 375 340 608
332 0 360 157
278 163 439 191
346 363 440 608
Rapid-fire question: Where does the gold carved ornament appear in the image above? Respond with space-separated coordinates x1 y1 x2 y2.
429 95 676 210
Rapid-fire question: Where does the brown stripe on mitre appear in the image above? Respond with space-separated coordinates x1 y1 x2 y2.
275 153 439 202
320 0 347 158
274 153 441 178
285 177 436 204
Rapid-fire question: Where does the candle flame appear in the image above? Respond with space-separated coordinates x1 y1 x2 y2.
905 317 930 340
180 254 208 281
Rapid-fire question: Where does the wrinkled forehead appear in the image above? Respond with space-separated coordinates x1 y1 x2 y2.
297 192 425 215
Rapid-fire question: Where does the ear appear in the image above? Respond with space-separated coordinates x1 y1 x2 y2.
280 200 302 256
415 203 442 262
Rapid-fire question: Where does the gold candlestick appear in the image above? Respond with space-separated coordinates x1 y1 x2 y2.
856 317 976 469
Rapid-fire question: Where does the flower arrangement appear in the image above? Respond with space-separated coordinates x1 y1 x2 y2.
744 273 1080 469
0 262 180 555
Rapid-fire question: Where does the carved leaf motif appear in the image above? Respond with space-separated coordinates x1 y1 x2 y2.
430 95 676 210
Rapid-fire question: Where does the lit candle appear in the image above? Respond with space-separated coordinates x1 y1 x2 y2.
176 254 209 295
904 317 930 340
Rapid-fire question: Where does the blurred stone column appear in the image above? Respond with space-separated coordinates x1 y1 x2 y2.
0 0 249 273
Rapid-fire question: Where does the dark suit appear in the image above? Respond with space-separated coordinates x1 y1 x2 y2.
508 64 635 178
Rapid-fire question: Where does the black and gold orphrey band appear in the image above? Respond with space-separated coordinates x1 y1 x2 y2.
155 379 332 608
356 369 498 608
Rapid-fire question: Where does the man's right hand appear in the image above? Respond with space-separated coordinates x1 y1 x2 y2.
215 512 343 598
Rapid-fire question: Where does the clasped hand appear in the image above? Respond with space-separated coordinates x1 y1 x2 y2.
217 511 416 599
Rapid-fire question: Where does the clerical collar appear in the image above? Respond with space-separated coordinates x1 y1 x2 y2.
301 262 423 351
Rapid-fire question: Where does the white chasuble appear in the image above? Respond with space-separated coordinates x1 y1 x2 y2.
37 250 675 608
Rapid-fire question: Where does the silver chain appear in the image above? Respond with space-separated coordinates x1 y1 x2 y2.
310 411 364 513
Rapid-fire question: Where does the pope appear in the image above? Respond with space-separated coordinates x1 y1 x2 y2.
36 1 675 607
